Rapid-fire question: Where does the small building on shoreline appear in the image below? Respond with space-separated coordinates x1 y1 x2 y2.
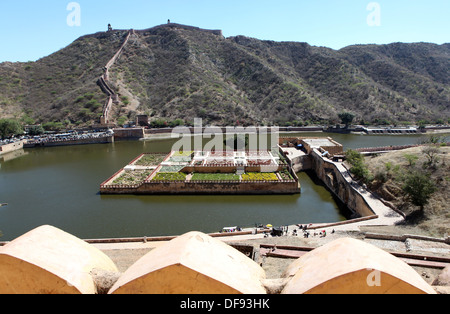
0 140 24 156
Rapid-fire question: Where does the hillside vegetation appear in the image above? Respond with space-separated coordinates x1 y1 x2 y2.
1 24 449 127
364 144 449 237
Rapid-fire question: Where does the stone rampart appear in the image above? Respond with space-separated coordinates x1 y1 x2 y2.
98 30 132 125
309 149 374 217
113 128 145 140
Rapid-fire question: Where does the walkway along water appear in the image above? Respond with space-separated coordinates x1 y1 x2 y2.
280 139 405 231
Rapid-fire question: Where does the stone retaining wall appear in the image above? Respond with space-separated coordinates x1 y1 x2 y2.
309 149 375 217
101 180 300 195
0 141 24 155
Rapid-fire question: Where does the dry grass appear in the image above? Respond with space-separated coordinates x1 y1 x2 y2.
365 146 450 237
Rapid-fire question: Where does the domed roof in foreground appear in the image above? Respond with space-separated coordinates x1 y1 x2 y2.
0 225 118 294
109 231 267 294
282 238 436 294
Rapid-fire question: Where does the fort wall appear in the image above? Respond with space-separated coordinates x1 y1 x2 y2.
309 149 376 217
280 141 390 219
113 128 145 140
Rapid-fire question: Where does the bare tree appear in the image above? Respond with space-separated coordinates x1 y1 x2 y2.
422 145 440 168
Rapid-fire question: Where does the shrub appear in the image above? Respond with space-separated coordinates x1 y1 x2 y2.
404 153 419 167
135 154 167 166
113 170 151 185
422 145 441 168
191 173 240 181
42 121 64 132
152 172 187 181
345 149 372 183
0 119 23 139
241 172 278 181
402 172 437 209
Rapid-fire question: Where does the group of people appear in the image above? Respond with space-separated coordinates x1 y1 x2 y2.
295 224 335 238
263 224 335 239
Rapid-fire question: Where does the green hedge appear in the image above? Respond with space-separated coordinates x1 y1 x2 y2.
191 173 240 181
152 172 187 181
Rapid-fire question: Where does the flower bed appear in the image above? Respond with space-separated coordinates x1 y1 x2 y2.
135 154 168 166
241 172 279 181
159 165 186 172
278 152 288 165
112 170 152 186
168 156 192 162
191 173 240 181
247 159 275 166
279 170 294 181
205 159 235 166
172 151 193 157
152 172 187 181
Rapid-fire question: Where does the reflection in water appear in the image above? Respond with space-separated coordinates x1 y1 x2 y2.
0 149 28 164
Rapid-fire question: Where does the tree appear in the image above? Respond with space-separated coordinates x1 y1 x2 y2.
402 173 437 210
338 112 355 127
422 145 440 168
403 153 419 167
42 122 64 132
27 125 45 136
345 149 364 165
0 119 23 139
345 149 372 183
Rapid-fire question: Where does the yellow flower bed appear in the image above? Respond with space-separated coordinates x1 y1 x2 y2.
241 172 279 181
172 151 193 157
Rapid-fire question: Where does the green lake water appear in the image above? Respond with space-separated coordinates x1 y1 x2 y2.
0 132 445 241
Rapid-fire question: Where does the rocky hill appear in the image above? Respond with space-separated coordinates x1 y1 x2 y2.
1 24 449 127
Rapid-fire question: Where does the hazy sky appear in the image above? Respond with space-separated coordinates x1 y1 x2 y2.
0 0 449 62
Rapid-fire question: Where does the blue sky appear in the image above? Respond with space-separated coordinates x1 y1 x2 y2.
0 0 449 62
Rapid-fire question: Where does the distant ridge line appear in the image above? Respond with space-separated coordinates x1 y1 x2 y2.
135 23 223 37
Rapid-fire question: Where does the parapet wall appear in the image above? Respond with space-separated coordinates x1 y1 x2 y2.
101 180 300 195
113 128 145 140
309 149 374 217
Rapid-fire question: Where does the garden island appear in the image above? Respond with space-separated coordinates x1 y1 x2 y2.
100 149 300 195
